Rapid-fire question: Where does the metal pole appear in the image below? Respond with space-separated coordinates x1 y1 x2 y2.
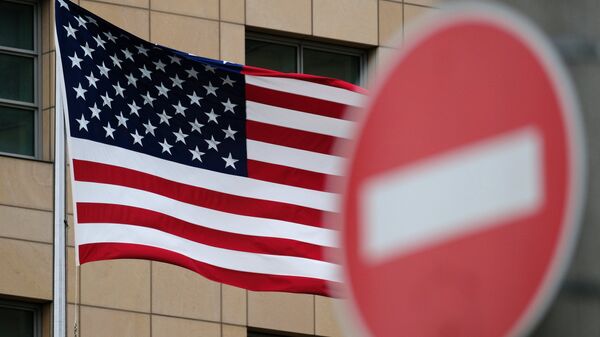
53 10 67 335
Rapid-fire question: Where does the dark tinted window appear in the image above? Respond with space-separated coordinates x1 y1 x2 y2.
303 48 361 85
246 36 364 85
0 1 34 50
0 105 35 156
0 302 39 337
246 39 298 73
0 53 34 103
0 0 38 157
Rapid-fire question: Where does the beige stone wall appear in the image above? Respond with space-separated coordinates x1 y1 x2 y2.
0 0 437 336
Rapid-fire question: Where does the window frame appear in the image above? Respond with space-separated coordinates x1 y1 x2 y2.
248 328 316 337
246 32 368 86
0 0 42 159
0 299 42 337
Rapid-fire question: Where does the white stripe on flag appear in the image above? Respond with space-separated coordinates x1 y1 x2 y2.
77 223 341 281
247 140 344 176
74 181 338 247
70 138 338 212
246 101 356 139
361 127 544 262
246 75 365 107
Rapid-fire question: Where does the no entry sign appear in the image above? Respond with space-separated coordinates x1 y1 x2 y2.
340 5 585 337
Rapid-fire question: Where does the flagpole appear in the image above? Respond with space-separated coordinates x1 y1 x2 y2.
53 11 67 337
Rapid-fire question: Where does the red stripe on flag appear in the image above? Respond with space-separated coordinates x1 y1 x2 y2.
76 203 325 260
246 120 349 155
242 65 367 94
247 159 343 192
78 242 334 296
246 84 348 119
73 159 330 228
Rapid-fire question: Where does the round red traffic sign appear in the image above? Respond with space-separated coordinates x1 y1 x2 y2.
340 5 584 337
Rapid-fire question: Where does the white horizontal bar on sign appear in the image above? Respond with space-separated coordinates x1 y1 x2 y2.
246 75 365 107
74 181 338 247
70 138 338 212
361 127 544 263
77 223 341 282
247 140 344 176
246 101 356 139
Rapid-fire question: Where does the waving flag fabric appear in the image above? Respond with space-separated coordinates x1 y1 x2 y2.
55 0 365 295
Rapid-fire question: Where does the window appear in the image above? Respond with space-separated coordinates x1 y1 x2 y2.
0 0 40 157
246 33 366 86
0 300 41 337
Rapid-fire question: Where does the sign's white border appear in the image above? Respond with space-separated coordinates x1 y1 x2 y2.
334 3 586 337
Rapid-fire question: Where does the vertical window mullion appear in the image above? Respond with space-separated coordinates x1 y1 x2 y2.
298 43 303 73
34 0 40 158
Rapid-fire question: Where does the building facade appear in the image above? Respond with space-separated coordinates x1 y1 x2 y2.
7 0 600 336
0 1 436 336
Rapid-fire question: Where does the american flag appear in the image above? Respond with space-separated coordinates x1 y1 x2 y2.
55 0 365 295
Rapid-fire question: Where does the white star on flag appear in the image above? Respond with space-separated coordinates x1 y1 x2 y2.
76 114 89 131
69 52 83 68
173 128 188 144
64 23 77 38
189 119 204 134
222 153 238 169
89 103 101 119
157 110 172 125
97 62 110 77
128 100 141 116
73 83 87 99
203 82 218 96
100 92 113 108
205 109 219 123
143 120 157 136
102 122 115 138
222 98 237 113
130 130 144 146
222 125 237 140
81 42 94 58
189 146 205 162
86 71 99 88
205 136 221 151
187 91 201 106
186 67 199 79
159 138 173 154
93 35 106 49
115 112 129 128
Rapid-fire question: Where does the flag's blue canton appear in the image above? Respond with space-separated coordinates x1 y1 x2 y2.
56 0 248 176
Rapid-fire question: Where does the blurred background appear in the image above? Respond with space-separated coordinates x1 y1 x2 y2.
500 1 600 335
